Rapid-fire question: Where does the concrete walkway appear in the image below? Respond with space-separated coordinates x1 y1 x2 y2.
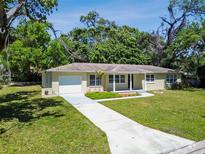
96 90 154 102
61 94 194 154
168 140 205 154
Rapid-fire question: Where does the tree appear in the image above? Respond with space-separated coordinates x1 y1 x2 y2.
151 0 205 66
1 20 51 81
64 11 152 64
79 11 117 43
164 20 205 74
88 26 152 64
42 39 71 69
0 0 57 50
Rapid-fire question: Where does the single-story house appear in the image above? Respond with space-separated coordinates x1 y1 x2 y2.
42 63 181 96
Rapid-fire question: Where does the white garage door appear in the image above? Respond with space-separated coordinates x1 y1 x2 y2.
59 76 82 94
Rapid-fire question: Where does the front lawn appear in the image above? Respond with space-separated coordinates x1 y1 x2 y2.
102 89 205 141
0 85 110 154
85 91 139 100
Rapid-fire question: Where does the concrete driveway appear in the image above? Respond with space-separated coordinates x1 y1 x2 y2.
61 94 194 154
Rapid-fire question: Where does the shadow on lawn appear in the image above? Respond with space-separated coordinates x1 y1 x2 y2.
0 91 64 134
0 91 39 103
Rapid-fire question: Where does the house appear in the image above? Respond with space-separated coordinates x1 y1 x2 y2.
41 63 181 96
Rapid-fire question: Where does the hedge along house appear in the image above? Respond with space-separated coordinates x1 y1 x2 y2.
42 63 181 96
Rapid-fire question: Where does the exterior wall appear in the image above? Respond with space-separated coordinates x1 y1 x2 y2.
42 72 46 87
143 73 182 91
145 73 166 91
133 74 144 89
41 88 53 97
42 71 182 96
42 71 52 88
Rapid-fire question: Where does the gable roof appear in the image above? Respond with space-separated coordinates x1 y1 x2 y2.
45 63 178 74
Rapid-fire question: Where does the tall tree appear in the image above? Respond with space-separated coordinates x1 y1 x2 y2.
42 38 71 69
164 21 205 74
0 0 57 50
88 26 152 64
151 0 205 66
64 12 153 64
0 20 51 81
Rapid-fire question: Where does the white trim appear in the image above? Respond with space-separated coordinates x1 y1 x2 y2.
146 82 155 84
129 74 132 91
109 83 127 85
144 73 147 91
113 74 116 92
88 86 103 88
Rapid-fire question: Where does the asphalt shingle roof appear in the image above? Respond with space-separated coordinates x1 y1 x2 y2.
45 63 178 74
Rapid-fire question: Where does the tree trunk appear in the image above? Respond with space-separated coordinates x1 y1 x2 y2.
0 33 6 50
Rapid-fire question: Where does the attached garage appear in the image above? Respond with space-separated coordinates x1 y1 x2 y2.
59 76 82 94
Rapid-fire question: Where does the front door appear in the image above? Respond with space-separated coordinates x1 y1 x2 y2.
128 74 134 89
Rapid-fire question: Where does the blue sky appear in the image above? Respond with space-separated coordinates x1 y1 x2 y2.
48 0 169 34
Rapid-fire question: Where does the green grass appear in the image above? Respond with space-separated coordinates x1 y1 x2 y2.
85 91 138 100
0 85 110 154
102 89 205 141
85 92 122 100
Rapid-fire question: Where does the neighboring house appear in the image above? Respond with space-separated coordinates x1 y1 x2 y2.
42 63 181 96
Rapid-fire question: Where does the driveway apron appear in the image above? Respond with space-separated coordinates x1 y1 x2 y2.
61 94 194 154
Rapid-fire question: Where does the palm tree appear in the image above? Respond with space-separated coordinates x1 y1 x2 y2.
96 70 105 78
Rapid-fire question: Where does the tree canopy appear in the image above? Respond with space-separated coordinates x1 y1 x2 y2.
0 0 58 50
0 0 205 83
63 11 153 64
151 0 205 66
1 20 51 81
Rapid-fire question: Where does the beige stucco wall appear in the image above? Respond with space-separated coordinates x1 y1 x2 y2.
144 73 166 91
142 73 181 91
42 71 52 88
42 72 46 88
133 74 144 89
42 71 182 96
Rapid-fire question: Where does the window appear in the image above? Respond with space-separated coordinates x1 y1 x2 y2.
120 75 125 83
109 75 125 84
166 74 177 84
146 74 155 82
115 75 120 83
90 75 101 86
109 75 113 83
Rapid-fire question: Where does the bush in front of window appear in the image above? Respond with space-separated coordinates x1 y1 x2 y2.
166 82 190 90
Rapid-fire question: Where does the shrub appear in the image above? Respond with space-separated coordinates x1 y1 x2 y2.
167 82 190 90
170 83 183 90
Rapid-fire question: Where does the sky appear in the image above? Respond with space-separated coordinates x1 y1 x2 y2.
48 0 169 35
